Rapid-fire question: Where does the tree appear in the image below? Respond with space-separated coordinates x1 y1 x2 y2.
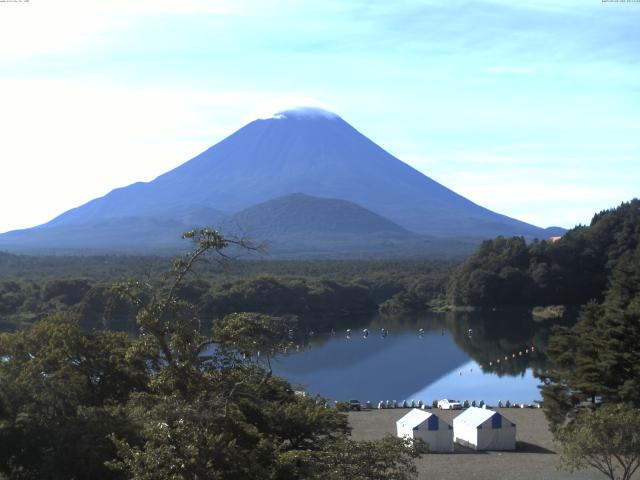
214 312 298 375
540 245 640 428
557 404 640 480
447 199 640 308
279 435 424 480
0 314 147 480
1 229 425 479
107 229 420 480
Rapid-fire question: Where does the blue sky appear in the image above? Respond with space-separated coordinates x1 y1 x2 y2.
1 0 638 233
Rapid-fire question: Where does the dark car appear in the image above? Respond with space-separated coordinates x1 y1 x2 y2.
349 399 362 411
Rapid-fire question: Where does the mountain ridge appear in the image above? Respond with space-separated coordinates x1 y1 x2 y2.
0 107 565 256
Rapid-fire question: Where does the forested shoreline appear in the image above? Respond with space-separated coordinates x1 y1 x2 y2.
447 199 640 309
0 254 454 333
3 200 639 333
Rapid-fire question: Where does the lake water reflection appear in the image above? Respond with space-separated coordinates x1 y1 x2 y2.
273 311 551 405
0 309 555 405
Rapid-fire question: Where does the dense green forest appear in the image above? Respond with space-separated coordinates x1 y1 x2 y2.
541 239 640 426
528 206 640 479
0 252 454 332
447 200 640 308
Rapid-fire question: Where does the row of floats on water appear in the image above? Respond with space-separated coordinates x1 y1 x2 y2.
283 327 539 368
320 327 464 340
286 327 475 340
289 327 473 340
329 327 465 339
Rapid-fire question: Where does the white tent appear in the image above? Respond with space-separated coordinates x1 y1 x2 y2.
453 407 516 451
396 408 454 453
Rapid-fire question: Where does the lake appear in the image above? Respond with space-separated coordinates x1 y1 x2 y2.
273 310 553 405
0 308 557 406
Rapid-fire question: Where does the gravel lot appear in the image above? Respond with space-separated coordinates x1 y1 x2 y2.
348 408 606 480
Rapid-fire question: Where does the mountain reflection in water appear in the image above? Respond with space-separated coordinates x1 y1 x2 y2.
273 311 555 404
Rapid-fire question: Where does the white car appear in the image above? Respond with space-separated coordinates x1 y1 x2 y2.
437 399 462 410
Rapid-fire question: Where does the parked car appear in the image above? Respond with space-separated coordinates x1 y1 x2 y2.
437 399 462 410
349 399 362 411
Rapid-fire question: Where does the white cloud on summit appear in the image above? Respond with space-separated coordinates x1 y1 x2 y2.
246 97 340 121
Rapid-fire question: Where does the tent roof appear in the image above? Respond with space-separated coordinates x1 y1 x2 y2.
396 409 433 429
454 407 498 427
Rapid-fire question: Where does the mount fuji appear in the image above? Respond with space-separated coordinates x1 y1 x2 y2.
0 106 563 256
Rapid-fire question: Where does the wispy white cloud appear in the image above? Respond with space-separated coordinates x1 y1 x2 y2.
244 96 340 122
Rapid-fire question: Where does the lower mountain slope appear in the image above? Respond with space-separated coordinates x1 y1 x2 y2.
223 193 410 238
0 193 477 258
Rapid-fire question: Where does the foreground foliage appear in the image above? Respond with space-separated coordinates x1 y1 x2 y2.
540 226 640 480
558 404 640 480
0 229 422 479
541 243 640 427
0 315 146 479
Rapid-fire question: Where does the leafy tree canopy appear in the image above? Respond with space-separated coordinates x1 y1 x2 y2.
557 404 640 480
0 229 423 479
448 199 640 308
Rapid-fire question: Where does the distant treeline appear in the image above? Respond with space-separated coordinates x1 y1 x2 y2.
447 199 640 308
0 256 455 331
4 199 638 325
